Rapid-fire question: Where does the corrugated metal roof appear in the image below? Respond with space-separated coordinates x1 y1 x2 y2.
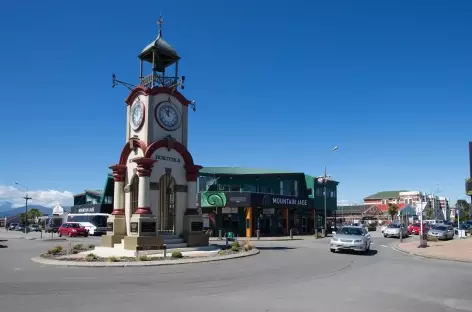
364 190 409 200
199 167 303 175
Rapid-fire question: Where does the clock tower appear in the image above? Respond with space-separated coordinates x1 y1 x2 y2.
103 17 207 250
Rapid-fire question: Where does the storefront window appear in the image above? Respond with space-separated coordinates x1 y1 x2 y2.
282 180 298 196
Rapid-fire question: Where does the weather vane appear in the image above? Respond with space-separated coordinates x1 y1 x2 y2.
157 15 164 36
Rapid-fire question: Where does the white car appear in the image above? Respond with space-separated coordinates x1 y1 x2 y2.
330 226 371 253
381 225 388 233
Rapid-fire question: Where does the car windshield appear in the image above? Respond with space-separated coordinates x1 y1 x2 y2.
339 227 363 236
388 224 401 228
433 225 447 231
70 223 81 228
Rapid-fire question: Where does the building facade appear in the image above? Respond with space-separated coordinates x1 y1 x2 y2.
197 167 339 237
70 175 114 214
364 190 448 221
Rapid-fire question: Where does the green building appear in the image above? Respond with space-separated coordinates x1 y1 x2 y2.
197 167 339 237
71 174 114 214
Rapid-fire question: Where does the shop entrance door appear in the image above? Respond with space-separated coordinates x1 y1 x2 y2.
301 217 307 234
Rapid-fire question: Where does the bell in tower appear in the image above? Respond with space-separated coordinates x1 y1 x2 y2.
139 16 182 89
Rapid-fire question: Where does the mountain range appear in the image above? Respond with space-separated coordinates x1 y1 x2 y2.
0 204 71 217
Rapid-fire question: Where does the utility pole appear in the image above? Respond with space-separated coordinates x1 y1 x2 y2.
15 182 31 234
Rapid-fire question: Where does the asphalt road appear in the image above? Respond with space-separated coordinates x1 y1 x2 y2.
1 231 472 312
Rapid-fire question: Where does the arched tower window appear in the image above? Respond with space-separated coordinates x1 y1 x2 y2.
130 175 139 214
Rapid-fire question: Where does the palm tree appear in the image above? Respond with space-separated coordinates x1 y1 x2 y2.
387 203 398 221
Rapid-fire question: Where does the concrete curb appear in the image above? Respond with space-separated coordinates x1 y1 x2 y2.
31 248 260 267
393 244 472 264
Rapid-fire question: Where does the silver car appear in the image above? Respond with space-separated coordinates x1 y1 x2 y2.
428 224 454 240
383 223 409 238
330 226 371 253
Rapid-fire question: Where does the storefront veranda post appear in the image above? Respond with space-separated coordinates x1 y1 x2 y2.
198 192 318 237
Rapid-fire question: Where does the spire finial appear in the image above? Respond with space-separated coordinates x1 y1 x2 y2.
157 15 164 36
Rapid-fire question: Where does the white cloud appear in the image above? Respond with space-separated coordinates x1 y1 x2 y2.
0 185 74 208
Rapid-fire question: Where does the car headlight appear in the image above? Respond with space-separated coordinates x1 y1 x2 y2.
331 237 338 242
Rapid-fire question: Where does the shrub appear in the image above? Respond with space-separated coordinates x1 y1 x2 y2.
72 244 83 251
242 240 253 251
88 244 95 250
231 245 240 252
138 255 150 261
85 253 99 262
47 245 64 255
230 241 240 249
171 251 183 258
108 256 118 262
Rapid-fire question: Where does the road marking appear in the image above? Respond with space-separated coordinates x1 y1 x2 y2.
14 268 21 271
380 245 388 248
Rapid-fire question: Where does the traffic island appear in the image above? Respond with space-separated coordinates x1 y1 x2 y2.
394 238 472 263
31 241 259 267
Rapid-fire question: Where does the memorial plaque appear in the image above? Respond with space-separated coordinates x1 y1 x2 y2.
191 221 204 232
130 222 138 233
107 222 114 232
141 222 156 233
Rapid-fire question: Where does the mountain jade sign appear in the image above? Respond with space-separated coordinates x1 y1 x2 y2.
272 197 308 206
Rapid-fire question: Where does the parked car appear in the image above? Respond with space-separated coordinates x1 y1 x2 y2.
330 225 371 253
428 224 454 240
29 224 41 232
58 222 89 237
383 223 409 238
408 223 429 235
8 223 18 231
454 223 470 236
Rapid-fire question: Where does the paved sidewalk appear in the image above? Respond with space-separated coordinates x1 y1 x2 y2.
396 238 472 263
209 235 309 241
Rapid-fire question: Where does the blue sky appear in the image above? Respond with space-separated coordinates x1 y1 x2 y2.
0 0 471 207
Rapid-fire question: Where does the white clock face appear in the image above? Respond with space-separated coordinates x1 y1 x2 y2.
155 101 181 131
130 100 144 130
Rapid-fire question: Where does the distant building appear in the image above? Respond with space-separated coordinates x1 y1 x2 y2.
364 190 448 221
70 174 114 214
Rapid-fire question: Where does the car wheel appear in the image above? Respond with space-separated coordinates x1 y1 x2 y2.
69 232 73 237
384 234 387 238
84 233 88 237
330 248 335 253
58 232 62 237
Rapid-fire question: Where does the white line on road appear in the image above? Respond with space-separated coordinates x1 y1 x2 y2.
380 245 388 248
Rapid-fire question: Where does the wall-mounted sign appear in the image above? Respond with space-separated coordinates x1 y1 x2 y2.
155 154 181 163
222 207 238 214
272 197 308 206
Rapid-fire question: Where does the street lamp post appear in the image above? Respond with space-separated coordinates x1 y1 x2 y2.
15 182 31 234
317 146 338 237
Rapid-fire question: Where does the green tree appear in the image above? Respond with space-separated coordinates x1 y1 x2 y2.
456 199 471 221
426 205 434 219
28 208 42 220
387 203 398 221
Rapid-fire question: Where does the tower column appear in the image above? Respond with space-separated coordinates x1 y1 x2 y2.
110 164 127 215
133 157 156 215
185 164 201 215
101 164 128 248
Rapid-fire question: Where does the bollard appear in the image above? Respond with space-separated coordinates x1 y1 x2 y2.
163 244 167 258
256 229 260 240
218 229 222 240
400 228 403 243
51 231 53 239
314 229 318 238
40 229 43 239
290 228 293 239
68 240 72 254
321 228 326 237
225 237 229 249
